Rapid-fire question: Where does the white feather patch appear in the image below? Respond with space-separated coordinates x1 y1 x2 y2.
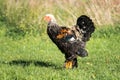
69 37 75 41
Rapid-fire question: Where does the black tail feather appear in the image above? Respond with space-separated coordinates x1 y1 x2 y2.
77 15 95 42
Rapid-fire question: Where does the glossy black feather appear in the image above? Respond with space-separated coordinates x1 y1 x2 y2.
77 15 95 42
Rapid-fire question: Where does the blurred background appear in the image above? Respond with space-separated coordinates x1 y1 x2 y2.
0 0 119 38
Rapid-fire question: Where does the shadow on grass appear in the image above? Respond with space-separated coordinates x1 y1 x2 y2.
1 60 62 70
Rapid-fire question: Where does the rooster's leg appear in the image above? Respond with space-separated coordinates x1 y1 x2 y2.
72 58 78 68
64 60 73 69
64 58 78 69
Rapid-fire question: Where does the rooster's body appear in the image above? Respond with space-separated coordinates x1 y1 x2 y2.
44 14 95 68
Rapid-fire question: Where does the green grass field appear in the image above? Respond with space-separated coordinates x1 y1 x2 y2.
0 25 120 80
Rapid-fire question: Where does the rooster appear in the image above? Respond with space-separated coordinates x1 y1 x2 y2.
44 14 95 68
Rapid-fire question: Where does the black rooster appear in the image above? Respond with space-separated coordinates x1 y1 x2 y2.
44 14 95 68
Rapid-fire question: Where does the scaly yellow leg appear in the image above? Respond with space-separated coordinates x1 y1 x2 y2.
64 61 73 69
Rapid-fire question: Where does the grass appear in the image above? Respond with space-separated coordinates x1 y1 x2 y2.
0 25 120 80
